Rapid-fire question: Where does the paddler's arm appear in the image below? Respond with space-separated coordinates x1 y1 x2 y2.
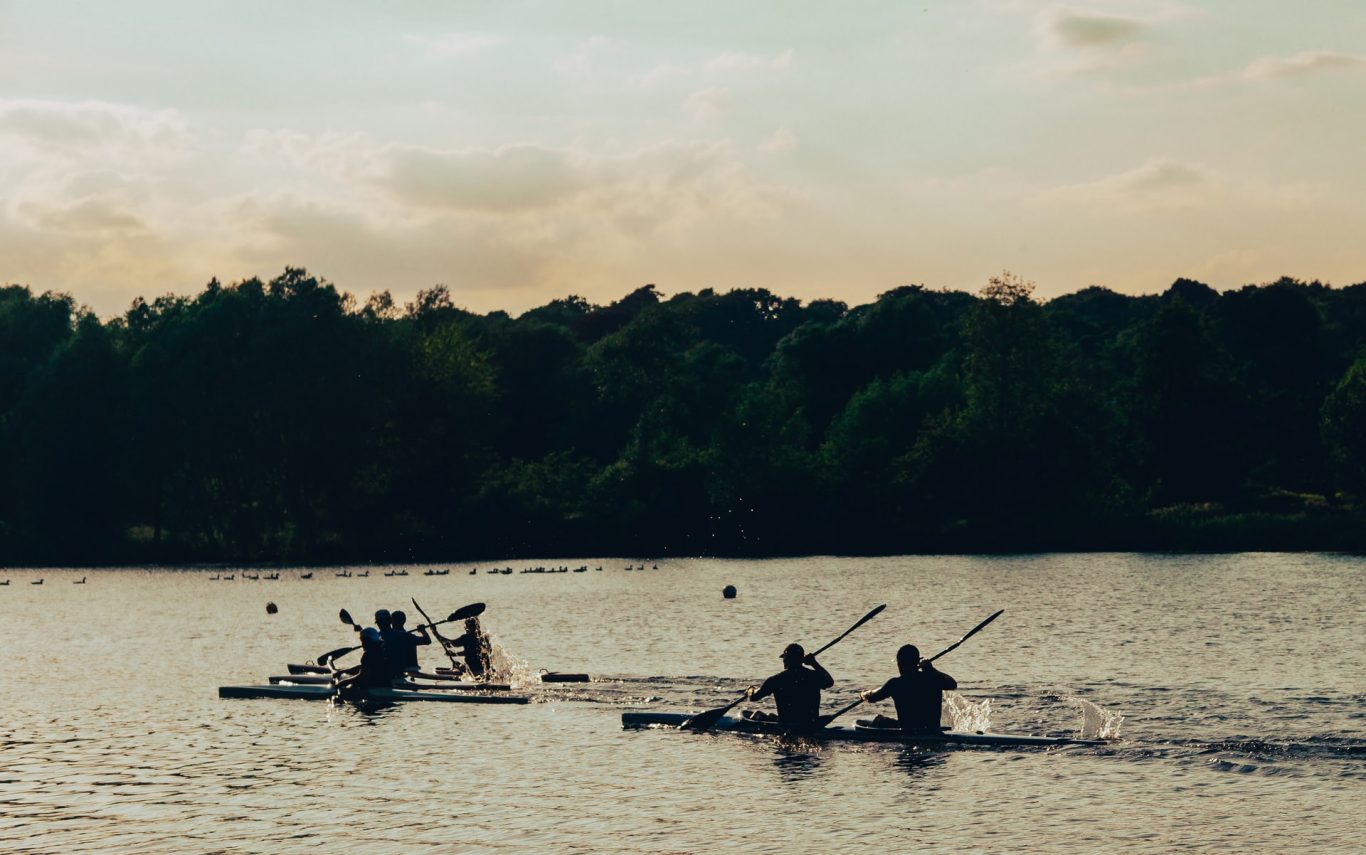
859 679 894 703
804 654 834 689
747 676 776 702
921 659 956 689
412 626 432 646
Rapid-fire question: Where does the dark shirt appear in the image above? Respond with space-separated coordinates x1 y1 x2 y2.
451 630 491 678
356 646 392 689
381 628 427 670
866 669 956 732
753 666 834 725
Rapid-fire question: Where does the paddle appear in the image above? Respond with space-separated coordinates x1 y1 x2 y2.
681 603 887 732
818 608 1004 728
411 596 466 676
317 602 487 666
339 609 362 632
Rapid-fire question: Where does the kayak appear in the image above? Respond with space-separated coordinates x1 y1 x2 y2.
288 663 332 675
219 684 528 703
540 672 591 683
267 674 512 691
621 712 1103 747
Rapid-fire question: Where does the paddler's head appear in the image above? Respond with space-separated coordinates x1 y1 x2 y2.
374 609 391 630
390 610 407 628
360 627 383 649
897 644 921 675
780 643 805 669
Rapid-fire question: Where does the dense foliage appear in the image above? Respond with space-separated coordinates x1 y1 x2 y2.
4 268 1366 564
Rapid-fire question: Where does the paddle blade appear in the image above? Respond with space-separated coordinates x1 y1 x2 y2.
339 608 355 627
680 695 745 732
449 602 486 622
317 645 357 666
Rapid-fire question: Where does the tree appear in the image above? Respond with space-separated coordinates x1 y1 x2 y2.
1322 352 1366 497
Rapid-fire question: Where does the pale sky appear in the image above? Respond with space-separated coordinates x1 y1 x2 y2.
2 0 1364 316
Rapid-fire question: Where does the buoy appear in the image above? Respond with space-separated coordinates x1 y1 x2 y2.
722 585 737 599
266 601 278 614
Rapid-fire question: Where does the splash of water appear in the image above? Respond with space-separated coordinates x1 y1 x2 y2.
943 692 992 732
1072 697 1124 739
487 636 534 688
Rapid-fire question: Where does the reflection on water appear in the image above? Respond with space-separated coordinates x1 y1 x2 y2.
893 748 950 779
0 553 1362 853
770 746 828 782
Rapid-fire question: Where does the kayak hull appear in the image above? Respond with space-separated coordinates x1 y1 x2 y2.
621 712 1102 747
540 672 591 683
267 674 511 691
287 663 332 675
219 684 528 704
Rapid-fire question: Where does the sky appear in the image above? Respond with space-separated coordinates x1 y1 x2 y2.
2 0 1364 316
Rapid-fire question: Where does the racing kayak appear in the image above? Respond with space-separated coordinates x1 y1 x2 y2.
267 674 512 691
621 712 1102 747
540 672 591 683
219 684 528 703
287 663 332 675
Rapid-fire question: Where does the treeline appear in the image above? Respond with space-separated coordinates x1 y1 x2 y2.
3 268 1366 564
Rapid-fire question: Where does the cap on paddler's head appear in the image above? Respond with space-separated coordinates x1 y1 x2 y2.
897 644 921 670
781 643 805 660
360 627 382 644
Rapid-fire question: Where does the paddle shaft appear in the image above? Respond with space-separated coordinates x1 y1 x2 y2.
927 609 1003 663
807 603 886 659
822 608 1004 727
412 597 463 673
319 614 464 665
683 604 886 731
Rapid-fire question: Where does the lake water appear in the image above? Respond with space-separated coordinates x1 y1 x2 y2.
1 554 1362 853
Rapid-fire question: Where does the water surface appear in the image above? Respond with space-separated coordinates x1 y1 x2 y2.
1 554 1361 853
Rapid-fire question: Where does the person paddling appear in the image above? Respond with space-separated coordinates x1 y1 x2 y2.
450 617 493 680
859 644 957 733
382 610 432 677
335 628 392 696
745 643 834 727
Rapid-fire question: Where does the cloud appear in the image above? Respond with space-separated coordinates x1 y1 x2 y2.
1043 8 1147 49
382 144 589 212
758 126 797 154
1039 157 1321 215
683 87 731 121
0 99 192 160
1019 4 1198 78
17 196 147 234
553 35 611 75
632 48 793 89
1040 157 1219 212
1242 50 1366 80
241 129 380 179
217 139 796 306
703 48 794 73
402 33 502 58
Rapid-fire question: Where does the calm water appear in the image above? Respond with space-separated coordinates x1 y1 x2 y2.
1 554 1362 853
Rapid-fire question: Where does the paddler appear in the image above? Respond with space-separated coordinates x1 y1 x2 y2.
449 617 493 680
382 610 432 675
859 644 957 733
744 643 834 727
335 628 391 696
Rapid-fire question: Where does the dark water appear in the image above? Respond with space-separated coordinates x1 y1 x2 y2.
1 554 1361 853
